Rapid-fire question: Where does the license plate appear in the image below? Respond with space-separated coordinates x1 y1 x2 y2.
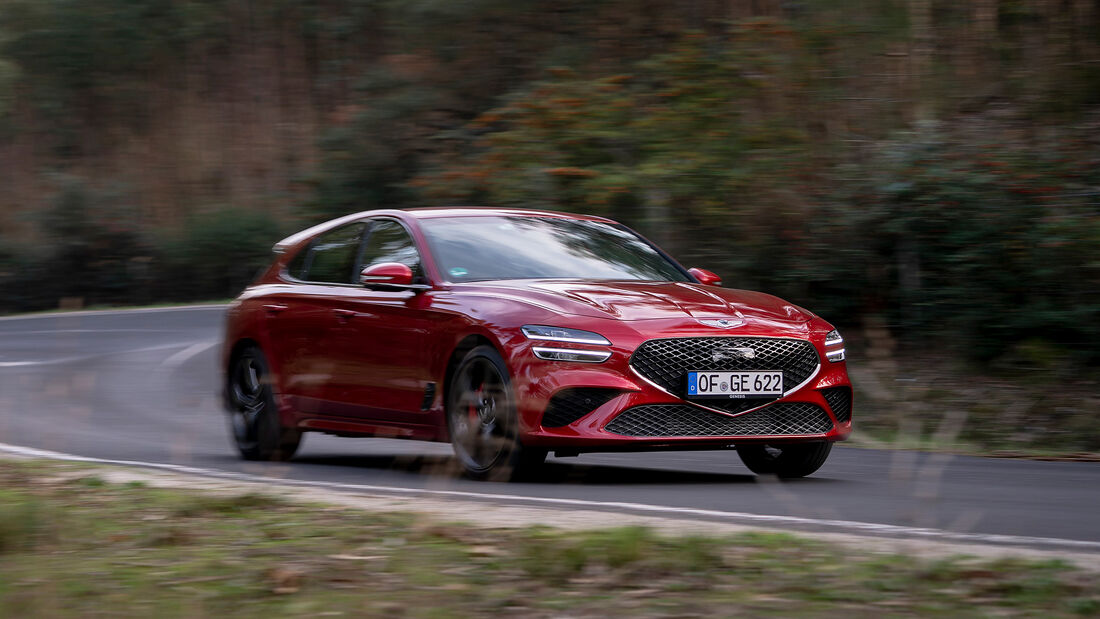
686 371 783 399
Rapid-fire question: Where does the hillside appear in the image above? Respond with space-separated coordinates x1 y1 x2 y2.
0 1 1098 452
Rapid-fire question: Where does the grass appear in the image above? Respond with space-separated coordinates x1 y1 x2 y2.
847 347 1100 458
0 463 1097 617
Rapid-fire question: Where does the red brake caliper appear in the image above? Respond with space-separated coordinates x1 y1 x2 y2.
469 385 482 423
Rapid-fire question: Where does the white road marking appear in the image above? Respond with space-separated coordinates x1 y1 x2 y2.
1 441 1098 553
9 329 185 335
0 358 84 367
161 340 219 368
0 343 203 368
0 304 228 322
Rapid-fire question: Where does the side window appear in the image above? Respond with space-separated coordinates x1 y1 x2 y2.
285 246 310 280
360 219 422 280
289 223 366 284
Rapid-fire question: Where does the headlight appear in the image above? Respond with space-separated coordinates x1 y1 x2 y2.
521 325 611 346
531 347 612 363
824 329 845 362
522 325 611 363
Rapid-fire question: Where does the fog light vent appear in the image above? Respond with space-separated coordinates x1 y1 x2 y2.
821 386 852 423
542 388 622 428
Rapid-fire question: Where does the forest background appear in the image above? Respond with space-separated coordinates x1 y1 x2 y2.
0 0 1097 452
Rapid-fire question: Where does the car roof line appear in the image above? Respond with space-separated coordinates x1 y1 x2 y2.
272 207 618 253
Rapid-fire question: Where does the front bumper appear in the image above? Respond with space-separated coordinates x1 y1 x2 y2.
508 325 852 450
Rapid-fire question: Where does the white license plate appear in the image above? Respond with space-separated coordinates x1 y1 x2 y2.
686 371 783 398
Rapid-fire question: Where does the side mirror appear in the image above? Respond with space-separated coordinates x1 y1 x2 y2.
688 267 722 287
361 262 417 290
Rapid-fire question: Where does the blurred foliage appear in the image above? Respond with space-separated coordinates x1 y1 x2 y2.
159 207 285 300
411 24 822 273
0 176 282 311
825 129 1100 361
0 57 16 120
405 16 1100 363
306 68 450 219
0 176 153 309
0 0 1097 372
0 0 232 154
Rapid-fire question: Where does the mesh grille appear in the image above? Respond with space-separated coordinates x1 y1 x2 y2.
605 402 834 438
686 397 768 416
542 388 622 428
821 387 852 423
630 338 820 400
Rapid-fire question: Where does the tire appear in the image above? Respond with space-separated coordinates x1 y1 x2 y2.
446 345 546 481
226 346 301 461
736 441 832 479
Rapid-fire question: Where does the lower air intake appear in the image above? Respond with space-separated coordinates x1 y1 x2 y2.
542 388 621 428
605 402 833 438
821 387 852 423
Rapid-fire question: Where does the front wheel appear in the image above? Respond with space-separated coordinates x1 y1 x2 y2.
226 346 301 461
446 345 545 481
736 442 832 479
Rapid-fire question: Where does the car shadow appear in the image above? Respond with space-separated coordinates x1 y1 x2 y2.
283 453 842 486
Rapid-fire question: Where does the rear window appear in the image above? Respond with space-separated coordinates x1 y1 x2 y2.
285 223 366 284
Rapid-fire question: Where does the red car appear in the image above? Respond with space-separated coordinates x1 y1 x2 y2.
223 208 851 479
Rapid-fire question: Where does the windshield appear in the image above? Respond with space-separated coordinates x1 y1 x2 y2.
420 216 691 283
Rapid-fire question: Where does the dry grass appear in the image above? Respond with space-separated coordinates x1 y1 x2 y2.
0 462 1097 617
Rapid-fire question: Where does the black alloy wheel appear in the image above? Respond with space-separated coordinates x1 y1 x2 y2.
736 441 832 479
446 345 546 480
227 346 301 461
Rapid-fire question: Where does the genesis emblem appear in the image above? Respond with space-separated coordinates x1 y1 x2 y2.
712 346 757 362
698 318 743 328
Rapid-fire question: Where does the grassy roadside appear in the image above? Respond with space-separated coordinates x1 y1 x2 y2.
1 462 1097 617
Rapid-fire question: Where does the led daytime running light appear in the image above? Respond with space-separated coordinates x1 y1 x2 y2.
522 325 611 346
532 347 612 363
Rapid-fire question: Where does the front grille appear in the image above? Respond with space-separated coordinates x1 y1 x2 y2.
542 388 622 428
605 402 834 438
630 338 820 399
685 397 769 416
821 387 852 423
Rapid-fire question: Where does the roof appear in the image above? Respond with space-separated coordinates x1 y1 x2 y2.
403 206 617 223
273 207 618 253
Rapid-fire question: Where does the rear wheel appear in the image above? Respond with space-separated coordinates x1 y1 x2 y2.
446 345 545 480
227 346 301 461
736 442 832 479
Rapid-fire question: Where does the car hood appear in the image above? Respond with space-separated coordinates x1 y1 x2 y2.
456 280 812 324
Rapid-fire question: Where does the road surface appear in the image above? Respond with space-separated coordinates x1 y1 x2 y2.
1 306 1097 551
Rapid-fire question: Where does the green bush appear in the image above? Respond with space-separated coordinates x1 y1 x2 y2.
819 132 1100 361
158 208 285 301
0 176 154 312
0 178 283 312
410 25 1100 363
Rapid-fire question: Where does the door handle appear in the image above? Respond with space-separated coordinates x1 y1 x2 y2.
333 308 357 323
263 304 288 315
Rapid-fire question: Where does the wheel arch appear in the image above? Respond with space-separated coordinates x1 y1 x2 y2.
440 334 503 433
223 338 262 410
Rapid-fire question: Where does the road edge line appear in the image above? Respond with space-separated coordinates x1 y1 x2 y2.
0 304 229 322
1 441 1098 554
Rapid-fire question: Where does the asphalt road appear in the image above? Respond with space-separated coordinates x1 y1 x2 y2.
2 306 1098 551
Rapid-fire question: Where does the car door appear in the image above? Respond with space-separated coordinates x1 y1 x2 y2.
263 222 367 413
325 218 440 425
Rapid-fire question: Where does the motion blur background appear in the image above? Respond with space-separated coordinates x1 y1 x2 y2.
0 0 1096 454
